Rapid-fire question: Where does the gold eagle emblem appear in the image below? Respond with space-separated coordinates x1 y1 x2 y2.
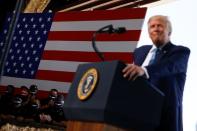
77 68 98 101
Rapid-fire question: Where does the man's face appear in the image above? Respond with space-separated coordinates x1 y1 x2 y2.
148 17 170 47
21 88 29 96
51 91 58 98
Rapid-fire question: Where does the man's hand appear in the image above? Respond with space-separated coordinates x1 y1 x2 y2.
122 64 145 81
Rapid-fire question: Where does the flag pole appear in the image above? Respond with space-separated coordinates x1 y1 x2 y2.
0 0 25 81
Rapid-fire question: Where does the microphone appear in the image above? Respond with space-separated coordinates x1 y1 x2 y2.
97 24 126 34
92 24 127 61
112 27 126 34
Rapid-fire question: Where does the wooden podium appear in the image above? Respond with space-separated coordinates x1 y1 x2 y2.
66 121 134 131
64 61 164 131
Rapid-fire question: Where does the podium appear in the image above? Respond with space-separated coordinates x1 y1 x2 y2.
64 61 164 131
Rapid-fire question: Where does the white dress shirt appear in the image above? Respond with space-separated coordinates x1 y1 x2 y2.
142 45 157 67
141 45 157 79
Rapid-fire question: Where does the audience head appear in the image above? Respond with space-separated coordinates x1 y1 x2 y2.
29 84 38 95
48 89 58 100
12 96 22 108
20 86 29 97
6 85 15 95
54 94 65 108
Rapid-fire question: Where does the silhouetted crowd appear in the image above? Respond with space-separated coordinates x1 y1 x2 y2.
0 85 66 125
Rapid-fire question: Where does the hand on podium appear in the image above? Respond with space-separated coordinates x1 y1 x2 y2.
122 64 145 81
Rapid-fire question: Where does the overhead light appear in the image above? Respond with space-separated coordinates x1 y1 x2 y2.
60 0 99 12
82 0 122 11
107 0 143 10
140 0 177 8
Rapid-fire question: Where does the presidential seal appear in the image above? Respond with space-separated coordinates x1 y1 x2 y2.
77 68 98 101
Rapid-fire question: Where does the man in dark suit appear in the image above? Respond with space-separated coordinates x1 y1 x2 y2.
122 15 190 131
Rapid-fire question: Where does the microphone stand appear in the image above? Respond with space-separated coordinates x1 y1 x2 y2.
92 25 113 61
0 0 25 81
92 24 126 61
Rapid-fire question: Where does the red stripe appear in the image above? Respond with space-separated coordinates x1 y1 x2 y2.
54 8 147 21
0 86 21 96
36 90 67 100
42 51 133 63
47 30 141 41
0 86 7 94
36 70 75 82
0 85 67 100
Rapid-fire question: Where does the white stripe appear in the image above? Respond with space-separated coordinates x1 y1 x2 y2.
45 41 137 52
38 60 86 72
38 59 131 73
0 76 70 93
50 19 144 31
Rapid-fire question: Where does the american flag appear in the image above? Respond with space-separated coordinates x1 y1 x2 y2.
0 8 146 97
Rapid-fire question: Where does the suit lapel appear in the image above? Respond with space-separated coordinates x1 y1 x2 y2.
157 42 174 62
134 42 174 66
134 45 152 66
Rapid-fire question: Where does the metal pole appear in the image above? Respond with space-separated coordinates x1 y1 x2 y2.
0 0 25 81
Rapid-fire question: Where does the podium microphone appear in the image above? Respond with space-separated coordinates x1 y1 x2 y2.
92 24 126 61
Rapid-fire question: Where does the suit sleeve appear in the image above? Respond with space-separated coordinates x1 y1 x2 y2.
145 46 190 79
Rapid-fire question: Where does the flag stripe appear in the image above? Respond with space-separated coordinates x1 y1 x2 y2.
38 60 85 72
38 59 132 74
36 70 75 82
0 76 70 92
42 51 134 63
0 85 67 99
47 30 141 41
50 19 144 31
54 8 147 21
44 41 137 52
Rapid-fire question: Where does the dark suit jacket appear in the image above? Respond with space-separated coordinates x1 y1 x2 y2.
134 42 190 131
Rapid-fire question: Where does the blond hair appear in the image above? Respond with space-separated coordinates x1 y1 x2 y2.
148 15 172 36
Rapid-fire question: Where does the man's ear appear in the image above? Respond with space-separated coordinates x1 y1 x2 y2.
168 31 171 36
